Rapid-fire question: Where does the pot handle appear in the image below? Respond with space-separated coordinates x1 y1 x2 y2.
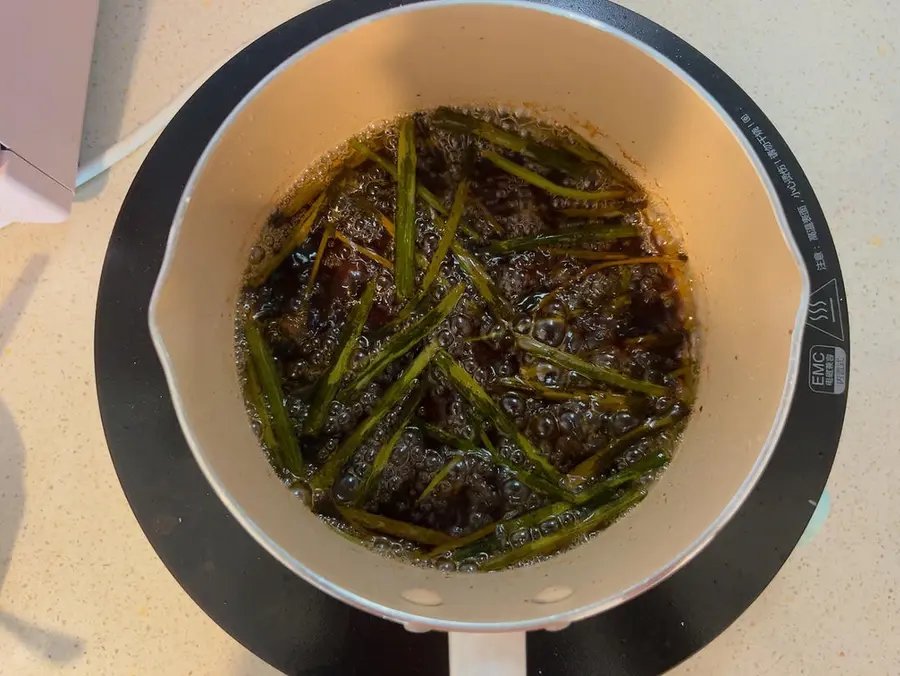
448 631 526 676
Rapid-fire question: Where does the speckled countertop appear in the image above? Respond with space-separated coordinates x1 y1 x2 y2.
0 1 897 674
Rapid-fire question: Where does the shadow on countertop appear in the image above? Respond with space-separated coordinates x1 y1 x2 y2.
75 0 149 200
0 254 84 663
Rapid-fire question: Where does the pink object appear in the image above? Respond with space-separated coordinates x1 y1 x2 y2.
0 0 100 227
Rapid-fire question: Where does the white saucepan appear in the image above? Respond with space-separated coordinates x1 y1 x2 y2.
148 2 808 673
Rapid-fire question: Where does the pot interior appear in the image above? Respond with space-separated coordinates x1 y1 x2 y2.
150 1 805 629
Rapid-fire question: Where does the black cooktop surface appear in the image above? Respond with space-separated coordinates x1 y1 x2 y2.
94 1 849 673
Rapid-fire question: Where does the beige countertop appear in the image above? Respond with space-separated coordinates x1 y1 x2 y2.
1 0 897 673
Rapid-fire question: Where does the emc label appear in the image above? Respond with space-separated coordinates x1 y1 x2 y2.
809 345 847 395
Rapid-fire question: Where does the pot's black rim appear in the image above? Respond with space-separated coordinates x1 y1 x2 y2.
94 1 849 674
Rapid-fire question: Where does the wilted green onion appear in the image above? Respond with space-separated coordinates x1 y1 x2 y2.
250 192 327 287
422 177 468 292
516 334 669 397
571 451 670 504
482 224 638 255
395 118 417 300
343 284 465 399
433 349 565 488
244 318 303 476
569 405 687 482
338 507 451 546
416 455 465 504
451 242 514 324
354 385 426 507
433 108 582 174
305 281 377 435
479 488 645 570
482 150 632 201
310 341 440 494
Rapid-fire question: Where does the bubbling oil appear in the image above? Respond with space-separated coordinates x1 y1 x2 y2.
236 106 695 572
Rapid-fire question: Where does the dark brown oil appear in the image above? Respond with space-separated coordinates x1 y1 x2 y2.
236 107 695 572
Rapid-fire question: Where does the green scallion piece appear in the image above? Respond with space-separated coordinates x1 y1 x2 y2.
433 108 582 174
445 501 574 563
482 149 633 201
335 232 393 269
250 192 327 287
425 521 500 560
244 359 277 450
495 375 633 408
479 488 645 570
551 134 638 189
416 419 480 452
536 256 682 316
416 455 465 504
543 249 632 261
515 334 669 397
244 318 304 476
450 242 515 324
433 350 566 489
354 384 426 507
305 281 377 435
395 118 417 300
571 451 670 504
342 283 465 399
481 224 638 255
350 141 483 242
422 177 468 292
337 507 451 546
559 205 639 218
569 405 688 482
310 341 440 494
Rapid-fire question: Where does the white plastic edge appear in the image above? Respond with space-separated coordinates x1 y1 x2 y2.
449 632 527 676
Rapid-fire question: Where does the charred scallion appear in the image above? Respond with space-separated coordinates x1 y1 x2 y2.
250 192 327 287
